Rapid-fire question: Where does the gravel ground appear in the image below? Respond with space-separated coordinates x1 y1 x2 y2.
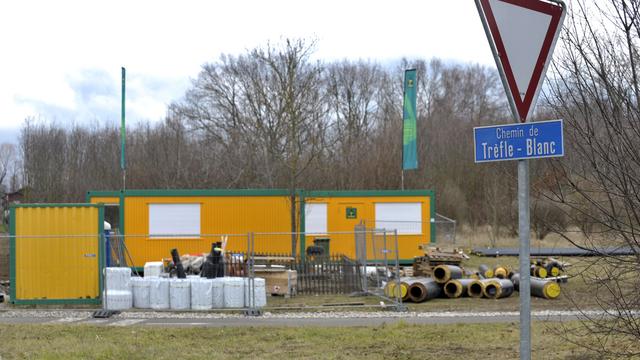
0 308 631 320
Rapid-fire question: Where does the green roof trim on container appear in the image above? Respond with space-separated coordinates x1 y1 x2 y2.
86 190 120 202
87 189 291 199
303 189 434 198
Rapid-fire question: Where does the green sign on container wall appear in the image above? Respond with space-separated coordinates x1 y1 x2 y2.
346 207 357 219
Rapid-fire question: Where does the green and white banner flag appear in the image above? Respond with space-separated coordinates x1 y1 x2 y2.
402 69 418 170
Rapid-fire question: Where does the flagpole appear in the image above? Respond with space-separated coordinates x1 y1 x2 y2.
121 67 126 191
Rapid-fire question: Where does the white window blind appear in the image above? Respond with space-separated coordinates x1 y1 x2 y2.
149 203 200 238
375 202 422 235
305 203 328 235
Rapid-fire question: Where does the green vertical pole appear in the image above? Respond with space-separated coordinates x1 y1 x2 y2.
98 205 105 300
9 206 16 303
120 67 126 172
299 190 306 261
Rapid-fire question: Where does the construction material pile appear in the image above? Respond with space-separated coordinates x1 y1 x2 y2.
384 249 566 303
104 267 266 311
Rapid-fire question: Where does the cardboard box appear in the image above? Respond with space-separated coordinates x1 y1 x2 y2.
255 269 297 296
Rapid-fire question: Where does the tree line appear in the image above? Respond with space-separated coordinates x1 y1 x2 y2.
5 44 533 232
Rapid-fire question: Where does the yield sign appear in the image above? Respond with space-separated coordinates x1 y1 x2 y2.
477 0 566 122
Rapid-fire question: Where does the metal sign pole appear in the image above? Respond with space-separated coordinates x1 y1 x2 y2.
518 159 531 359
474 1 530 357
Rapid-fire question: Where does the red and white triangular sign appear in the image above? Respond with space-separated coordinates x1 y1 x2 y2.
477 0 565 122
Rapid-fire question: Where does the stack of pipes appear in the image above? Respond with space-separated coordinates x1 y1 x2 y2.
385 261 563 303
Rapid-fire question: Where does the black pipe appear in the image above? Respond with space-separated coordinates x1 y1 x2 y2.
432 265 463 284
478 264 493 278
201 243 216 278
171 248 186 279
212 242 224 277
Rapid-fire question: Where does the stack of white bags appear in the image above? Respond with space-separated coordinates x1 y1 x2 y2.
105 266 267 311
104 267 133 310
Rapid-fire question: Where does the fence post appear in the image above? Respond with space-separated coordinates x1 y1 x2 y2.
383 231 389 284
354 225 367 292
100 232 107 310
392 229 407 312
244 232 261 316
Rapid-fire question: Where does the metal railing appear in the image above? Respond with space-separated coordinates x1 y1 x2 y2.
4 227 405 312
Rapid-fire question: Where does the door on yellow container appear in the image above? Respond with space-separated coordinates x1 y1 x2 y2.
331 202 365 257
13 205 102 303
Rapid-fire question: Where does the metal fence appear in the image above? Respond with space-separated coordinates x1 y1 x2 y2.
6 227 405 312
434 213 457 245
294 255 361 295
251 228 401 298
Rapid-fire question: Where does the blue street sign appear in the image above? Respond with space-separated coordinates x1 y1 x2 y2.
474 119 564 163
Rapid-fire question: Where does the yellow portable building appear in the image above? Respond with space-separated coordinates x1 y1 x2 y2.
86 189 295 269
86 189 435 268
301 190 435 263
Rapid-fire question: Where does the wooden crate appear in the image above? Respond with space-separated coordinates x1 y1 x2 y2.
255 269 297 296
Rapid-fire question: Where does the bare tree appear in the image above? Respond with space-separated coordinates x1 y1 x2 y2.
0 143 16 193
542 0 640 356
172 39 327 253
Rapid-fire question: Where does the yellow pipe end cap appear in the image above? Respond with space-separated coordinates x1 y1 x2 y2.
544 282 561 299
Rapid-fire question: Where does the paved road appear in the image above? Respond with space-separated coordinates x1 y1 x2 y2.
0 310 594 327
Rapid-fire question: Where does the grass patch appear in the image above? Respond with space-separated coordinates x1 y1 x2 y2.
0 321 599 359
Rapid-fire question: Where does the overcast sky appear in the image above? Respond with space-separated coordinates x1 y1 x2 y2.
0 0 495 143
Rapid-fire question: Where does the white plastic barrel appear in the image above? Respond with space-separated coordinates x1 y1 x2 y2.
190 278 213 310
169 279 191 310
105 267 132 291
131 277 151 309
211 278 224 309
149 278 170 310
223 277 245 308
104 290 133 310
